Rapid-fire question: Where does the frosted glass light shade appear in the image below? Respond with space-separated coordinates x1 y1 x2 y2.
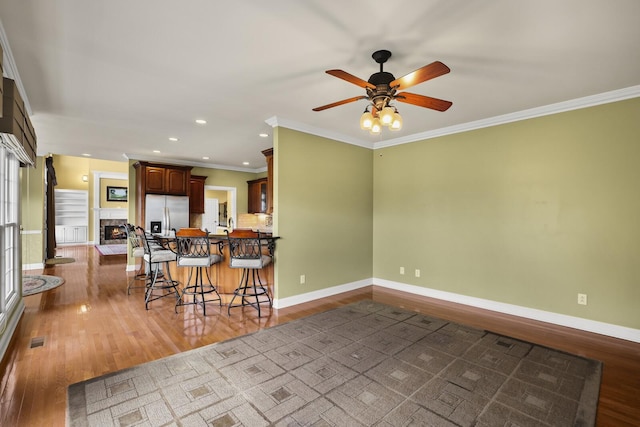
369 118 382 135
360 111 374 130
379 107 395 126
390 112 403 131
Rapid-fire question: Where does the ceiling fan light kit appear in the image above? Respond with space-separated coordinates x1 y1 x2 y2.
314 49 452 135
360 110 374 130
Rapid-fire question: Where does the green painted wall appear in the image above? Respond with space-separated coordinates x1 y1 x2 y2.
373 97 640 329
275 127 373 299
191 166 260 216
21 157 45 266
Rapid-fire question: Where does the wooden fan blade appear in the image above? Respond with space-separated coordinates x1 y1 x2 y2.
312 96 367 112
326 70 376 89
389 61 450 91
395 92 452 111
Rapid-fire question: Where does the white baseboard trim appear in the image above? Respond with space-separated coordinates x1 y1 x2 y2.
273 279 372 309
374 278 640 343
22 262 44 271
273 277 639 343
0 301 25 363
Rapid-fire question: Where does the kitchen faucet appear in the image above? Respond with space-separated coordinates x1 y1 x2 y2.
228 217 234 230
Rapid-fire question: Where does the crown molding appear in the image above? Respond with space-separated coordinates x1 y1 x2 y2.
0 17 31 115
265 116 373 149
374 85 640 150
122 152 266 173
267 86 640 151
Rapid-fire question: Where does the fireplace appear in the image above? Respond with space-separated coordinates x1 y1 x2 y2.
100 219 127 245
105 225 126 240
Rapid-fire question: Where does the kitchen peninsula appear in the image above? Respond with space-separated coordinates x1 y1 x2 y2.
131 154 276 310
152 229 277 308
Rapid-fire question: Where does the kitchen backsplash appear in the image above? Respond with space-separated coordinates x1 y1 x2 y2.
237 213 272 231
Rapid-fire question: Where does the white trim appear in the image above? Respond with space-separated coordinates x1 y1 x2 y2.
273 276 640 342
266 85 640 151
20 230 42 235
0 20 31 115
123 153 265 173
265 116 373 149
98 208 128 220
0 301 24 363
91 171 127 245
373 278 640 343
22 262 44 270
374 85 640 149
273 278 372 309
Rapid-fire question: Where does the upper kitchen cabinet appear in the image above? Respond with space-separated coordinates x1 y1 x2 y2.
134 161 191 195
189 175 207 214
247 177 267 213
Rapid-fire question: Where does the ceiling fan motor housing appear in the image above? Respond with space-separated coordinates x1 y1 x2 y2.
367 71 396 110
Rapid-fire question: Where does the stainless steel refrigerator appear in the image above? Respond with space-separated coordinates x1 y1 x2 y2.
145 194 189 235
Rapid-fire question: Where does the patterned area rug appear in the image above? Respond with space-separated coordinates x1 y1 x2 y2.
95 244 127 256
67 301 602 426
23 275 65 296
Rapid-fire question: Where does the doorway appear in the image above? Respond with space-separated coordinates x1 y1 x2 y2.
204 185 236 234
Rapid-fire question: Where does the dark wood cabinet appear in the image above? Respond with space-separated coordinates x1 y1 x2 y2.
262 148 273 214
133 161 192 227
247 177 267 213
143 166 166 193
189 175 207 214
134 162 190 196
165 168 189 195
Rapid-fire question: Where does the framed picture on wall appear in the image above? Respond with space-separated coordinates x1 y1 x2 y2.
106 186 128 202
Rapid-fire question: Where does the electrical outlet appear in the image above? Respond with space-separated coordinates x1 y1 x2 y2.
300 274 306 285
415 269 421 278
577 293 587 305
400 267 405 275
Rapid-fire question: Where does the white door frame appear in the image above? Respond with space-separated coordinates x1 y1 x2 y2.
205 185 237 228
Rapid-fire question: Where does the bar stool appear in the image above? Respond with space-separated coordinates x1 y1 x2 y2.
174 228 223 315
225 229 272 317
122 223 146 294
137 226 180 310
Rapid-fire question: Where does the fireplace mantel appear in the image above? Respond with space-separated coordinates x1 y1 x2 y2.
98 208 127 220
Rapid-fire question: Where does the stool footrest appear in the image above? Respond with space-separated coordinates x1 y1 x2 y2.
227 268 272 318
175 284 222 313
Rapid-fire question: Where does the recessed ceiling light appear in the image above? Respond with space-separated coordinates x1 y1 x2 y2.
81 153 91 157
202 156 210 160
259 133 268 138
153 150 161 153
243 161 250 166
195 119 207 125
168 137 179 142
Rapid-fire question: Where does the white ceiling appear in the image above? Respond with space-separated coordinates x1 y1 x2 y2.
1 1 639 171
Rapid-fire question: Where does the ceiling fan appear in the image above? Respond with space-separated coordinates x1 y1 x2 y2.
313 50 452 133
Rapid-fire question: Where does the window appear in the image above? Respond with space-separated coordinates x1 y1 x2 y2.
0 146 20 325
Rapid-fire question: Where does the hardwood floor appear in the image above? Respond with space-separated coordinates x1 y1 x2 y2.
1 245 639 426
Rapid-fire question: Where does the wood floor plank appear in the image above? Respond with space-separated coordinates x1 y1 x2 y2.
0 245 638 426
